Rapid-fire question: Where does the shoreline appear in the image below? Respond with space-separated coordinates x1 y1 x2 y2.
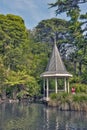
0 97 87 112
47 100 87 112
0 98 19 104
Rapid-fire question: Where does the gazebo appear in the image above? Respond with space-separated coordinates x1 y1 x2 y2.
40 43 72 101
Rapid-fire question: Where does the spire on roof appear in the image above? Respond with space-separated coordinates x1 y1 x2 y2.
46 43 66 72
41 43 72 77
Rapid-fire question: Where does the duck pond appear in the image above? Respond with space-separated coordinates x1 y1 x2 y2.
0 102 87 130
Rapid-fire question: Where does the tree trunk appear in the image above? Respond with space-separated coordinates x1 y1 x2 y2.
12 87 17 100
73 60 77 74
78 61 82 75
1 89 6 100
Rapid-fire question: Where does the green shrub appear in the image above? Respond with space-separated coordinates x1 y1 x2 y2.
61 92 68 98
73 94 87 102
70 83 87 93
70 76 81 83
73 95 80 102
50 93 57 100
50 92 69 101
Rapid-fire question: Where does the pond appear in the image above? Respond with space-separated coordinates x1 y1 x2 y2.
0 102 87 130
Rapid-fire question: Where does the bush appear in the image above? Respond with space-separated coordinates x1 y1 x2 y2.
70 83 87 93
70 76 81 83
50 93 57 100
50 92 69 102
73 94 87 102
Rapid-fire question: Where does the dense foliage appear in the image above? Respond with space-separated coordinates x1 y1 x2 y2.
48 0 87 80
33 18 87 79
0 14 49 100
49 0 87 14
49 92 87 111
33 18 68 46
50 92 87 103
0 0 87 101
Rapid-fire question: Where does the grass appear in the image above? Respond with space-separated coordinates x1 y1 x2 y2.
50 92 87 103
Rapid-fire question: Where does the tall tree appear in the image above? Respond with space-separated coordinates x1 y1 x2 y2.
49 0 87 76
49 0 87 14
0 14 29 70
0 14 41 99
33 18 68 46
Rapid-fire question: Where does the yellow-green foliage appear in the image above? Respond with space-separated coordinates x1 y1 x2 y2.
73 94 87 102
70 76 81 83
70 83 87 93
50 92 69 102
50 92 87 103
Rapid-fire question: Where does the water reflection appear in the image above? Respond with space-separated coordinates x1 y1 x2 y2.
0 102 87 130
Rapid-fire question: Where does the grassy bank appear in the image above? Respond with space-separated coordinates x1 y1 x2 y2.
48 92 87 111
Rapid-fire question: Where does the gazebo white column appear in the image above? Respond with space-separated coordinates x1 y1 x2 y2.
43 78 45 98
46 78 49 100
55 77 58 93
64 77 67 92
67 79 69 93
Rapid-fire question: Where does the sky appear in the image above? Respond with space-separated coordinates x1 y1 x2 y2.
0 0 87 30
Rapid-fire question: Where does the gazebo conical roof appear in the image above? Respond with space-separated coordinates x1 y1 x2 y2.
41 43 72 77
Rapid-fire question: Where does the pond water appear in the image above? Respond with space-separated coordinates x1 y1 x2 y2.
0 102 87 130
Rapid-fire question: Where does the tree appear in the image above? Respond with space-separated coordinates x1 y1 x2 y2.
33 18 68 46
0 14 41 99
5 70 40 99
0 14 29 70
49 0 87 76
0 14 28 51
0 56 7 99
49 0 87 14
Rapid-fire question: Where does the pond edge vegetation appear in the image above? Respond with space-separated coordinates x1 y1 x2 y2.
47 92 87 112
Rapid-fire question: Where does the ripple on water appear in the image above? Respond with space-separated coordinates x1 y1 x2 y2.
0 103 87 130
